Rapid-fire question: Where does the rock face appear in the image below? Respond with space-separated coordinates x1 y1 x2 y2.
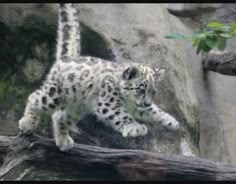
167 3 236 164
165 3 222 17
0 4 57 136
0 4 199 158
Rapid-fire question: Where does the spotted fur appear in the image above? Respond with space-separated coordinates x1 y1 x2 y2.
19 3 180 152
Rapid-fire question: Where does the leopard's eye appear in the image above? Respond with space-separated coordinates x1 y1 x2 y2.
140 89 145 94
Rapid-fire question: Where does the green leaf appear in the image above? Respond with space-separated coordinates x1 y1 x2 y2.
219 33 233 38
231 29 236 36
164 33 187 40
191 32 206 39
230 22 236 30
196 39 204 55
192 39 200 47
207 22 225 28
165 21 236 54
216 26 232 32
196 46 202 55
216 36 227 51
205 36 218 48
202 42 212 53
196 39 212 54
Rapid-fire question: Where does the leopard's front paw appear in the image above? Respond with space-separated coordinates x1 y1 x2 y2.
18 117 38 135
121 123 147 137
55 135 74 152
161 115 180 131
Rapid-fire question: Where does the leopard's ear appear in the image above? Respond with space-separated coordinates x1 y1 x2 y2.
122 66 139 80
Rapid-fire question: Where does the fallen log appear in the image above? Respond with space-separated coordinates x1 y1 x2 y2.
1 134 236 181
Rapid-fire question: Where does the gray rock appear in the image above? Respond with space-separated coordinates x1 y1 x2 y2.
165 3 222 17
22 58 45 82
165 3 236 164
0 4 57 137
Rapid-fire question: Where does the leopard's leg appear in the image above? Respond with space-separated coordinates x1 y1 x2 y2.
94 77 147 137
52 110 75 151
133 103 180 131
95 101 147 137
19 82 62 134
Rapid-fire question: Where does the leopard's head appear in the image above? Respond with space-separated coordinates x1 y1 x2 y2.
119 65 163 107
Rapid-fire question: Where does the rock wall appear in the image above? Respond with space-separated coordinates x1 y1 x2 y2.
0 4 199 156
0 4 57 136
167 3 236 164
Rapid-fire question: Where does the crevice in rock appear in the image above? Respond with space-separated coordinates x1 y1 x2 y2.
80 23 116 61
167 7 217 18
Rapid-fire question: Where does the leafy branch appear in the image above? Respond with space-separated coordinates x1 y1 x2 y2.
165 22 236 55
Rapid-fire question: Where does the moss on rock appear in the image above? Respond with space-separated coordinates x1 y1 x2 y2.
0 15 56 135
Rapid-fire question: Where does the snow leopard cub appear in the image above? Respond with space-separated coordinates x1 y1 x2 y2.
19 3 180 151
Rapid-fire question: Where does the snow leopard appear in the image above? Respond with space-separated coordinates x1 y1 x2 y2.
19 3 180 151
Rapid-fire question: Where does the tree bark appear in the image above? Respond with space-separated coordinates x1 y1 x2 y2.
202 51 236 76
1 134 236 181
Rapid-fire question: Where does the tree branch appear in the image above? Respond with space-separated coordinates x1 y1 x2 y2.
202 51 236 75
1 134 236 181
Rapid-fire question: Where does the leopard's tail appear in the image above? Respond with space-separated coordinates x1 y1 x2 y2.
56 3 81 61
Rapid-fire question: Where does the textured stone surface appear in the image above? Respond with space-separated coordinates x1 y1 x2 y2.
165 3 222 17
0 4 57 136
166 3 236 164
0 4 199 157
